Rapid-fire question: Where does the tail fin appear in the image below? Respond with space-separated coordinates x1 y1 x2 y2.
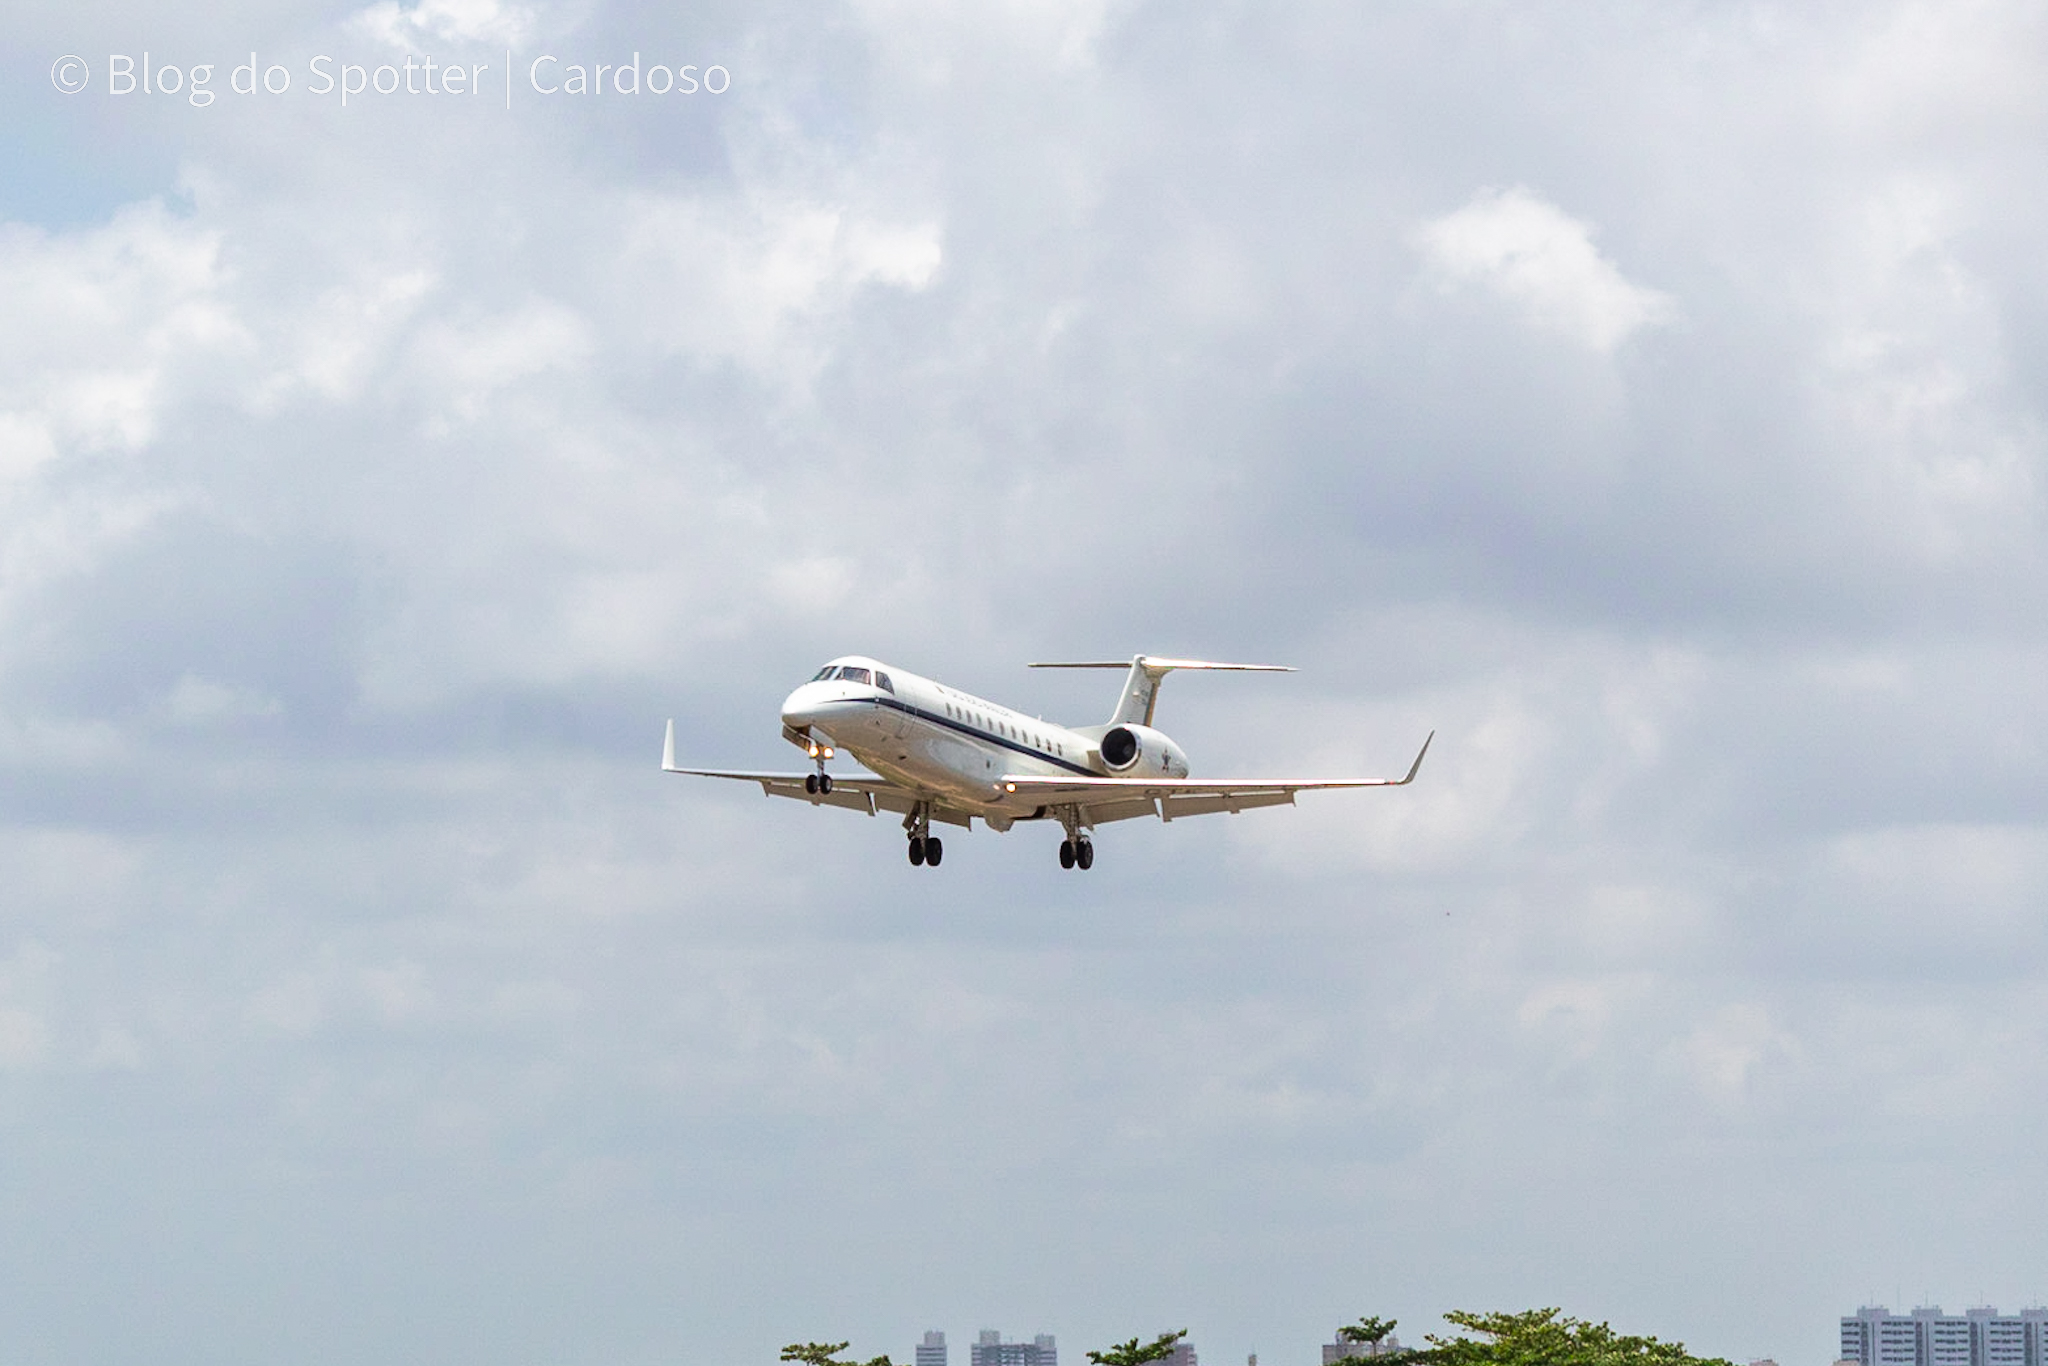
1029 656 1292 726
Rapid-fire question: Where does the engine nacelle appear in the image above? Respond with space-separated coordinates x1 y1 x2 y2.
1095 723 1190 778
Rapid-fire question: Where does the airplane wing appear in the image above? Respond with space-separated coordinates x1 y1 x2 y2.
662 724 977 826
662 766 981 827
996 732 1433 824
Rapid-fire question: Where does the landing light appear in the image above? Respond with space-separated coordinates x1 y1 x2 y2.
1004 782 1016 793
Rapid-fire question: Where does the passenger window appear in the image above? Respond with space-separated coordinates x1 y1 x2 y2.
876 672 894 693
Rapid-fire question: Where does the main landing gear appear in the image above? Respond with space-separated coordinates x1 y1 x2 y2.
803 771 833 794
905 802 942 868
1055 806 1094 871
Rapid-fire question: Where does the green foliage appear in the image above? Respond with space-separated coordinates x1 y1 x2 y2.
787 1309 1732 1366
1087 1331 1188 1366
1333 1316 1422 1364
782 1342 895 1366
1417 1309 1736 1366
1339 1319 1400 1346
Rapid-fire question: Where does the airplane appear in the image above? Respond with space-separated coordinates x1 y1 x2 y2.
661 654 1432 870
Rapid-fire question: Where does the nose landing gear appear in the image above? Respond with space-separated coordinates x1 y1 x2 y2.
802 745 835 795
796 733 835 795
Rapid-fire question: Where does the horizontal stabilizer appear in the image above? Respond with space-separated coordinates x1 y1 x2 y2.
1031 655 1293 726
1029 658 1292 671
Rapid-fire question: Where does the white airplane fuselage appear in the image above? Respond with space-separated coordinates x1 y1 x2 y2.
780 655 1187 822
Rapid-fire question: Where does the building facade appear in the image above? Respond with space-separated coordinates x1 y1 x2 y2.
971 1331 1057 1366
1840 1306 2048 1366
918 1332 948 1366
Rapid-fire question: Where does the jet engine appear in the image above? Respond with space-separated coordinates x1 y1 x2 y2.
1095 723 1190 778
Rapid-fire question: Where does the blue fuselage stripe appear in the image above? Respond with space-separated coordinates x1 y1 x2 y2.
870 695 1097 776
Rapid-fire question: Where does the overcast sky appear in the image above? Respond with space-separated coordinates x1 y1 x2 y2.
4 2 2047 1364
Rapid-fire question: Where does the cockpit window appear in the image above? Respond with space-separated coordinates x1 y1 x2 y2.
839 666 872 685
875 672 895 693
812 666 835 681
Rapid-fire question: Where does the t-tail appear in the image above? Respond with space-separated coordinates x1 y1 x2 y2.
1028 655 1294 726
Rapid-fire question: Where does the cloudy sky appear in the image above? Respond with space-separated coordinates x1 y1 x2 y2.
5 1 2047 1363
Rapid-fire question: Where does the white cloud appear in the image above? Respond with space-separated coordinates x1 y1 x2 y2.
160 673 284 726
1415 186 1676 352
616 194 943 378
407 297 594 423
257 267 435 407
853 0 1132 74
766 554 859 616
0 942 57 1072
0 1007 50 1070
354 0 536 50
1807 177 2042 562
1676 1002 1795 1104
83 1024 145 1071
0 203 242 467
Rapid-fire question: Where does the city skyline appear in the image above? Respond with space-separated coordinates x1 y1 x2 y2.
1840 1306 2048 1366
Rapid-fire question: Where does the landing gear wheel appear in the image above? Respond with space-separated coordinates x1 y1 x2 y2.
1075 839 1094 871
818 773 833 794
908 836 926 866
804 773 819 795
1059 840 1076 869
924 837 943 866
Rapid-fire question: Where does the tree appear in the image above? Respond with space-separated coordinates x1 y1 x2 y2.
1087 1331 1188 1366
1334 1318 1418 1363
782 1342 896 1366
1339 1319 1401 1348
1417 1309 1737 1366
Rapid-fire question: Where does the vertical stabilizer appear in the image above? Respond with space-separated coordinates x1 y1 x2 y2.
1110 658 1165 726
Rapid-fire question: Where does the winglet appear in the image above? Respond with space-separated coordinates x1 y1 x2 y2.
1395 730 1434 785
662 718 678 772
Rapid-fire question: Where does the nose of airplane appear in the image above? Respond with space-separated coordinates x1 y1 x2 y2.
780 681 828 730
